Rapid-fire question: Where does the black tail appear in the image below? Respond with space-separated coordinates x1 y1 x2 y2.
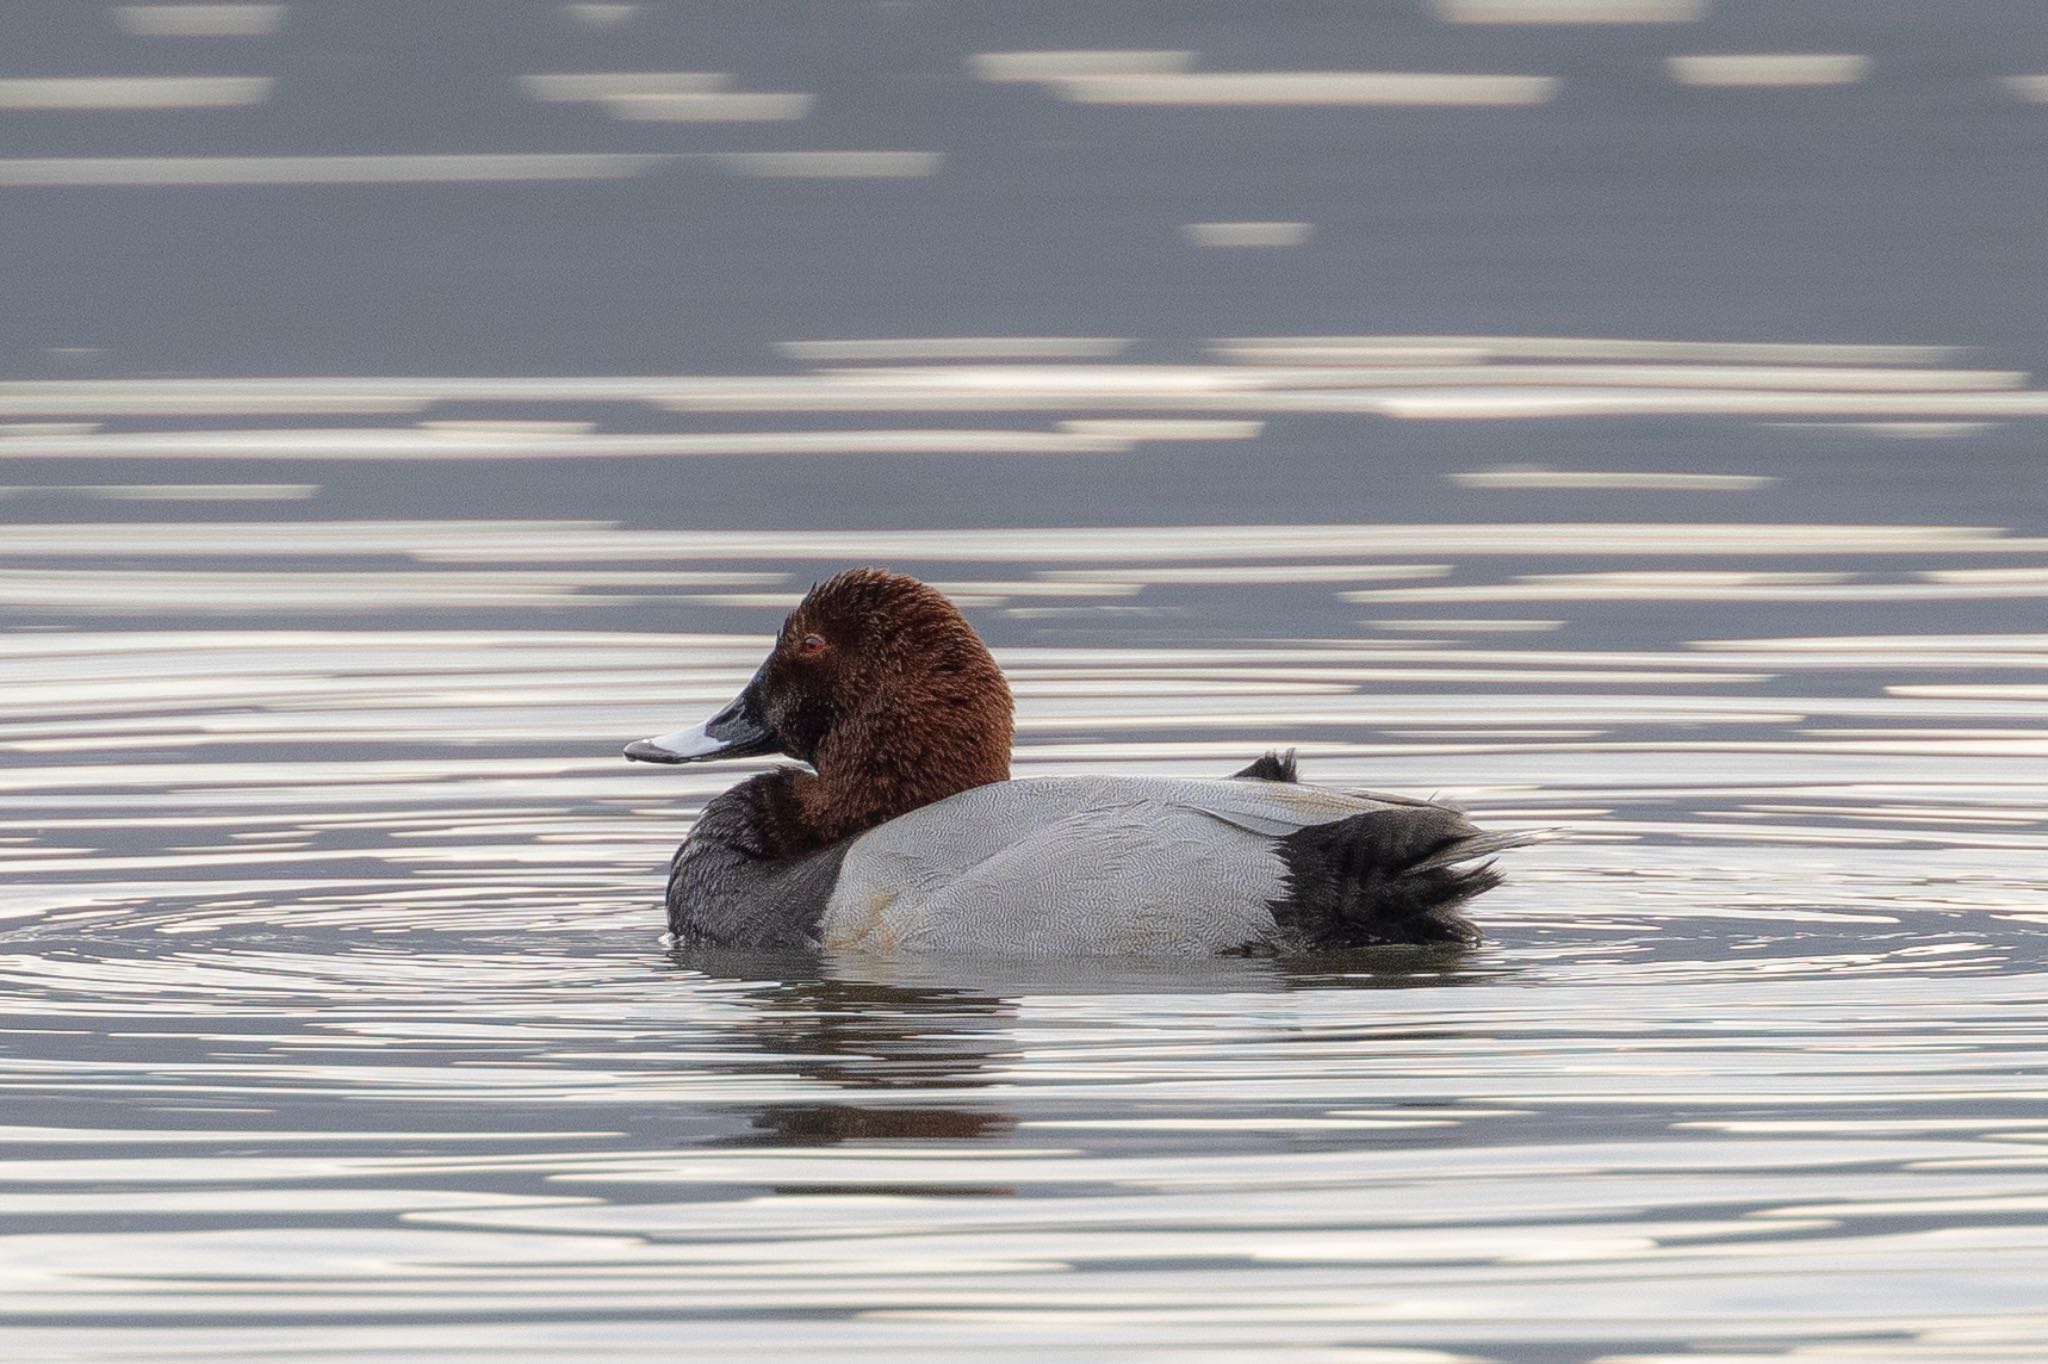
1270 804 1519 949
1228 749 1298 783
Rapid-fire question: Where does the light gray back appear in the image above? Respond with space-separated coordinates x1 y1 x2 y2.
819 776 1396 957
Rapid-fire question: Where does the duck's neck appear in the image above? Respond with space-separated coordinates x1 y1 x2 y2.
794 685 1011 847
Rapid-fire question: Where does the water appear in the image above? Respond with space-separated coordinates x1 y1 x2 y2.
7 3 2048 1360
5 510 2046 1360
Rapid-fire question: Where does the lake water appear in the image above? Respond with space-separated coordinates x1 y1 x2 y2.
6 487 2047 1361
6 3 2048 1360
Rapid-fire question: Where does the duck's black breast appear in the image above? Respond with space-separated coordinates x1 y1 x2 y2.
665 776 852 948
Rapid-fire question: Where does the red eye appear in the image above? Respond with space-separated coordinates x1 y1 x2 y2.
798 634 826 656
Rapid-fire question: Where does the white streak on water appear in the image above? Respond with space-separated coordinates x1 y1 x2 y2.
1049 72 1561 107
1039 564 1447 584
1376 619 1566 632
518 73 812 122
715 151 942 178
1374 389 2048 419
518 72 730 100
1183 222 1312 247
1431 0 1707 22
1213 336 1961 365
560 3 636 27
1055 419 1264 440
0 422 98 436
1451 467 1776 491
0 569 787 612
111 5 285 38
780 337 1133 362
1667 54 1873 87
0 483 317 501
1925 567 2048 583
0 427 1131 460
1346 579 2048 604
601 92 814 122
1698 632 2048 653
0 390 425 416
0 153 670 186
0 76 273 108
970 51 1196 82
822 362 2028 391
1893 684 2048 700
1772 420 1999 438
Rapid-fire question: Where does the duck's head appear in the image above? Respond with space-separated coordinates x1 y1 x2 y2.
626 568 1013 835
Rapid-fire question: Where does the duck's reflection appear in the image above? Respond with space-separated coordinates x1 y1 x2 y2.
668 943 1500 1149
670 946 1020 1146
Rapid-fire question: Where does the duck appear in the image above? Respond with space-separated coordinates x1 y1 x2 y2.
625 567 1528 956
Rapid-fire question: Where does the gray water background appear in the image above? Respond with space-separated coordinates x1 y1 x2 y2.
4 3 2048 1359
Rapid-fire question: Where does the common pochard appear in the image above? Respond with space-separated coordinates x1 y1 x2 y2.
626 568 1527 955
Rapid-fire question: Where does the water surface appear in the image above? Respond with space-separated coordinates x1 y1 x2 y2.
5 501 2047 1360
6 3 2048 1359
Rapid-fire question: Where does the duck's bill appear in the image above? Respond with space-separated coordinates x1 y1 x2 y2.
624 677 778 765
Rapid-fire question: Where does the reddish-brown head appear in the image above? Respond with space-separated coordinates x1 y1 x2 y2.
625 568 1014 845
